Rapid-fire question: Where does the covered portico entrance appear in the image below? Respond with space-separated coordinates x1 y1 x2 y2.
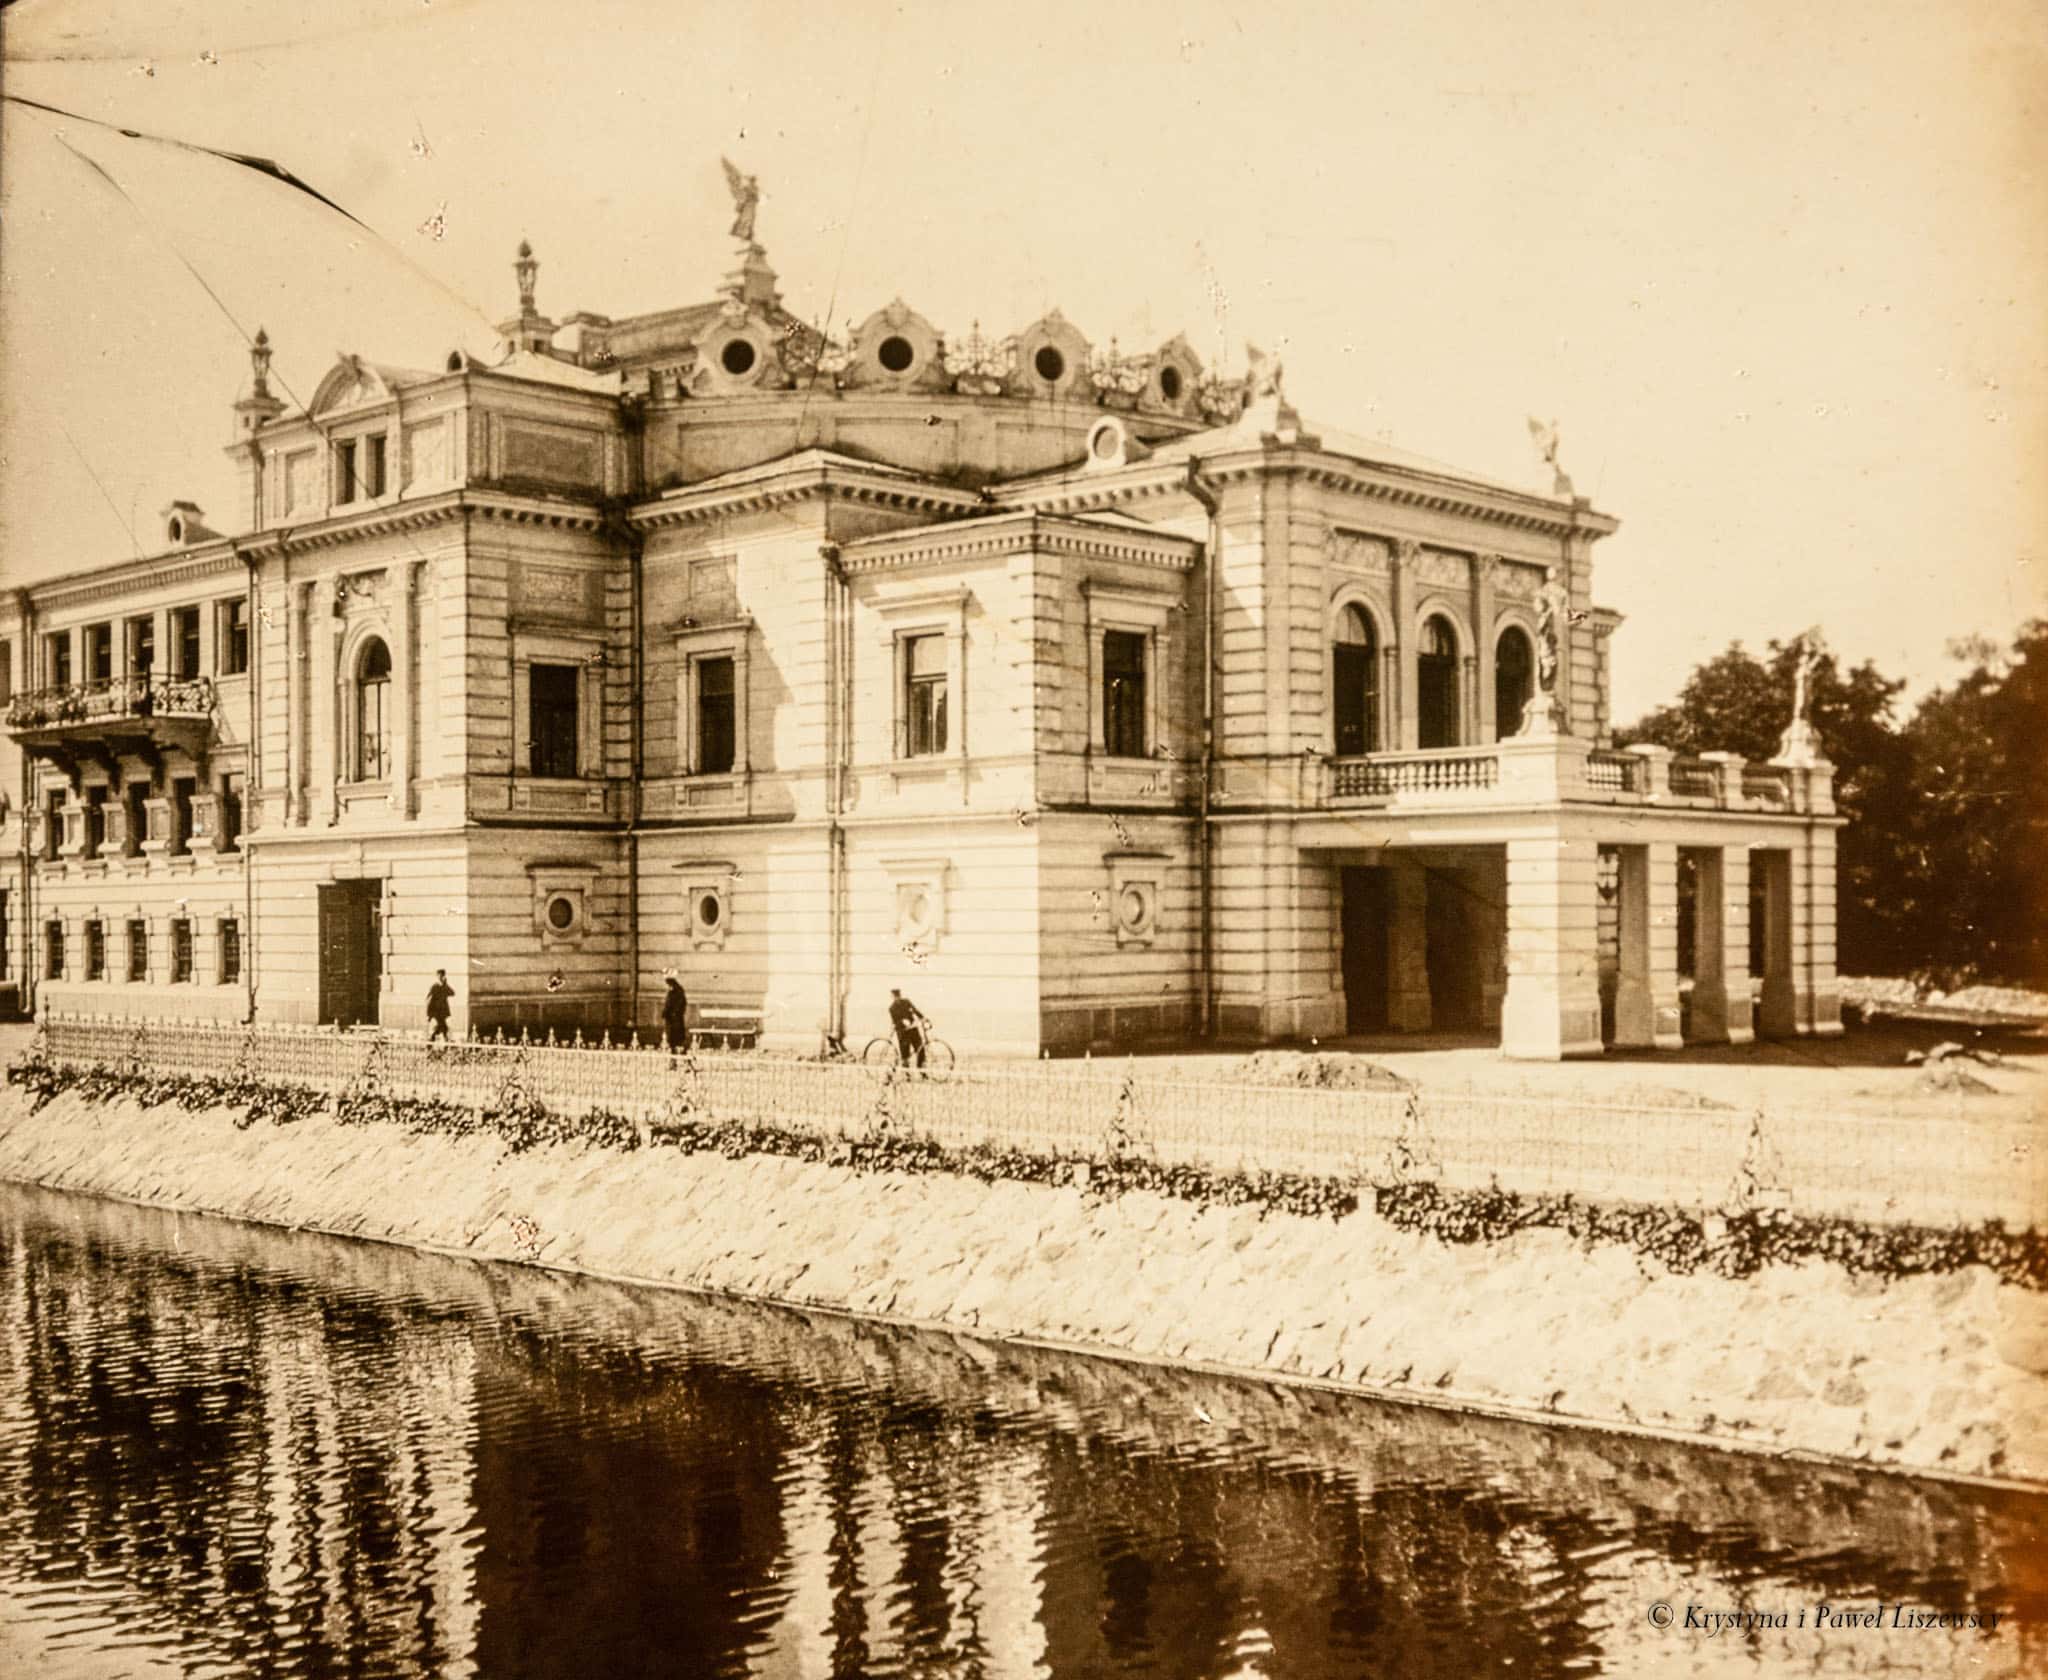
1331 846 1506 1042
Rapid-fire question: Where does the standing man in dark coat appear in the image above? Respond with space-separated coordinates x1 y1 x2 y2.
426 969 455 1042
887 987 926 1069
662 975 690 1052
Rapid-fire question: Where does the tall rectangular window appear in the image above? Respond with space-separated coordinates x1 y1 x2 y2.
43 791 64 862
171 777 195 855
220 599 249 675
171 918 193 983
85 623 113 683
124 781 149 857
364 435 388 498
528 662 580 778
903 634 947 757
170 607 200 678
0 639 11 705
696 656 735 773
85 920 105 981
126 616 154 675
1103 630 1148 758
45 921 64 981
83 786 107 858
47 632 71 688
0 890 10 977
219 919 241 985
334 439 358 504
127 919 148 982
218 773 243 852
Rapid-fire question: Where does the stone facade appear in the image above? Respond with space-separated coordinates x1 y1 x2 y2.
0 201 1841 1057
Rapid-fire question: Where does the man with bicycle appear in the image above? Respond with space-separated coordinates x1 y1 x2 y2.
887 988 929 1070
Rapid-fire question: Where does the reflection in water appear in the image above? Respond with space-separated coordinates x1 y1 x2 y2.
0 1183 2039 1678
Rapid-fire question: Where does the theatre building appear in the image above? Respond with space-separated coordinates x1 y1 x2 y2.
0 200 1841 1057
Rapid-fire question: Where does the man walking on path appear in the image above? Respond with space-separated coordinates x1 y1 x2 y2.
662 974 690 1052
426 970 455 1042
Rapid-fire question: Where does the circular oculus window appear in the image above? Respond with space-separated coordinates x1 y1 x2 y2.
544 894 577 933
720 339 757 375
1158 364 1183 402
696 892 722 929
1033 345 1066 384
877 335 916 373
1118 884 1150 932
1090 421 1122 461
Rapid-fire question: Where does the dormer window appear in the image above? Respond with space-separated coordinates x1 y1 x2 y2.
364 434 387 497
334 439 358 505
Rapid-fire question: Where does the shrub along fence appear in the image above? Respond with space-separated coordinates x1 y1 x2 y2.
27 1015 2042 1233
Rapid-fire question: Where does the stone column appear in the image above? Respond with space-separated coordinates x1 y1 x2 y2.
1690 845 1755 1044
390 564 417 817
1501 834 1603 1059
1754 847 1795 1037
1392 540 1419 751
1793 823 1843 1036
1646 841 1684 1046
1386 857 1432 1032
1611 845 1652 1047
1473 553 1499 742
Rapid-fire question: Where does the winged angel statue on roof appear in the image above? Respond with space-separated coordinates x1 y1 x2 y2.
721 157 761 245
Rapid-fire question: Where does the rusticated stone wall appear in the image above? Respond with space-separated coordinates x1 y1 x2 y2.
0 1085 2040 1487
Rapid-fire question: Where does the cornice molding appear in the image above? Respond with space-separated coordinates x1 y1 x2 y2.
842 512 1196 575
29 547 243 611
631 463 984 529
994 448 1619 539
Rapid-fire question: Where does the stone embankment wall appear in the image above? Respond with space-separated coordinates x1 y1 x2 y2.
1 1086 2041 1487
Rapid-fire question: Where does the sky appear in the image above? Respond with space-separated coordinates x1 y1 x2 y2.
1 0 2042 722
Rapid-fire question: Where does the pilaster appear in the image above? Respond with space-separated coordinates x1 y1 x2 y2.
1472 553 1499 742
1391 540 1418 751
1501 834 1603 1059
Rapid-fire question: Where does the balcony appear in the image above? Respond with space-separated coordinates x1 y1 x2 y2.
3 675 216 775
1315 740 1818 815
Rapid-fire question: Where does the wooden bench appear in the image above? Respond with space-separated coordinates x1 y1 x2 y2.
690 1007 762 1051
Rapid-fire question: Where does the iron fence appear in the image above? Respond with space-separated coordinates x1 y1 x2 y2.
28 1015 2044 1231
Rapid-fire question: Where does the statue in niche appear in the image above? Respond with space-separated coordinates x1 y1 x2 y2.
1534 566 1569 692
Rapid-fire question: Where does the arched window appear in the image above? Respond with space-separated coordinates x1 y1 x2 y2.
1417 615 1461 749
355 638 392 781
1495 625 1534 740
1332 604 1380 755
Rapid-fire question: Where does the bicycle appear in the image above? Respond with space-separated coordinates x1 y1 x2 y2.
861 1023 955 1079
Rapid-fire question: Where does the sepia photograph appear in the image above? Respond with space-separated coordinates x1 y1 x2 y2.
0 0 2041 1673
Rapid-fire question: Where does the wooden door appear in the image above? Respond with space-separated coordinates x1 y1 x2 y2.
318 880 381 1028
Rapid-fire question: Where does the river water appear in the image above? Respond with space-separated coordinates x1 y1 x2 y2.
0 1183 2038 1679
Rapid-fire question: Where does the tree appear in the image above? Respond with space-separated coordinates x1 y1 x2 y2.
1618 638 1912 975
1890 622 2048 984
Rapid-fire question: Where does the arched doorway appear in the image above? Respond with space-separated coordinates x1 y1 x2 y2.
1332 604 1380 755
1494 625 1534 740
1417 615 1461 748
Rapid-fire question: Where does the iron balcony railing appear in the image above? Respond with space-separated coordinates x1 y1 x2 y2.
3 674 215 733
